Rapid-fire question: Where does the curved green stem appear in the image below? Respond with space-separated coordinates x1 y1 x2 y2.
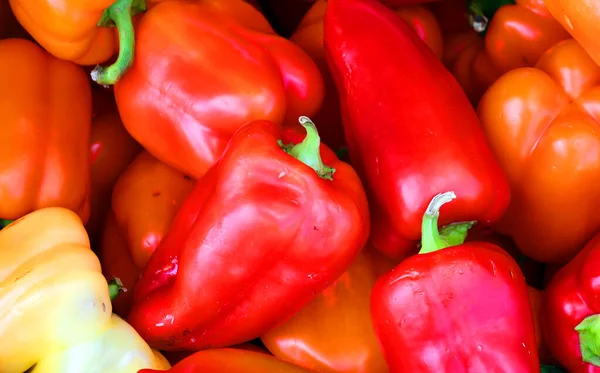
419 191 475 255
576 314 600 366
91 0 147 86
283 116 336 180
108 277 126 302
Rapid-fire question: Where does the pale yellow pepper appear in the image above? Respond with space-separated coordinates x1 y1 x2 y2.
32 314 170 372
0 207 170 373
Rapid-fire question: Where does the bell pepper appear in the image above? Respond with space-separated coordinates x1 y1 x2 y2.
127 117 369 350
141 348 317 373
371 192 540 372
261 246 395 373
0 38 91 225
544 0 600 68
114 0 324 179
289 0 443 152
31 314 171 372
8 0 146 85
529 287 557 365
441 0 570 104
477 38 600 263
0 207 112 373
87 88 142 246
324 0 510 260
542 232 600 372
100 151 196 316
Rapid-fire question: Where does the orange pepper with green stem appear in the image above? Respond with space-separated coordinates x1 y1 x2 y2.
0 38 91 225
9 0 146 85
289 0 443 151
100 151 196 316
440 0 570 105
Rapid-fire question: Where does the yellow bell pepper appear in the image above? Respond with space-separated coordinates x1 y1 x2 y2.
32 314 171 372
0 207 170 373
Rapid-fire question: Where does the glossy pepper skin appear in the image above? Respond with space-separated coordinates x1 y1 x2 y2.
100 151 196 316
261 246 395 373
32 314 170 372
114 0 324 179
0 208 112 373
140 348 317 373
477 39 600 263
441 0 570 105
324 0 510 260
544 0 600 68
128 118 370 350
543 232 600 372
0 38 91 224
289 0 442 151
9 0 145 85
371 192 539 372
87 88 142 246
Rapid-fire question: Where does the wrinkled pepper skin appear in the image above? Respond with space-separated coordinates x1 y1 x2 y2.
128 119 370 350
32 314 170 372
115 0 324 179
0 208 111 373
371 192 539 373
261 247 395 373
87 89 142 246
544 0 600 68
442 0 570 105
324 0 510 260
477 39 600 263
542 232 600 372
289 0 442 151
140 348 317 373
0 38 91 224
100 151 196 316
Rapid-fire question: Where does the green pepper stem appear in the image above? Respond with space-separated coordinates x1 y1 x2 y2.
108 277 126 302
419 191 475 255
467 1 489 33
0 219 13 230
576 314 600 366
285 116 336 180
91 0 147 86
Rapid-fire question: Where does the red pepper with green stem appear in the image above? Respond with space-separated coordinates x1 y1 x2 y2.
127 117 370 351
324 0 510 260
543 232 600 372
371 192 539 372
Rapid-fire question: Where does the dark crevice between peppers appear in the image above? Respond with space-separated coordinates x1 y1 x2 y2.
91 0 147 86
419 191 476 255
0 219 13 230
279 116 336 180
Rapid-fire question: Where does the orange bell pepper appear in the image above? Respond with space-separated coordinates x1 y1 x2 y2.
87 88 142 246
0 38 91 224
115 0 324 179
100 151 196 316
477 38 600 263
441 0 570 105
9 0 146 85
544 0 600 68
289 0 443 151
261 247 395 373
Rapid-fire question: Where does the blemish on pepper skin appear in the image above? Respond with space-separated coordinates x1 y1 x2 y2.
152 191 161 197
102 303 106 312
313 226 319 231
183 175 192 181
183 329 190 336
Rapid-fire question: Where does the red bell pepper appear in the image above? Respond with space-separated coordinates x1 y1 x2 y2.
127 117 370 350
140 348 317 373
114 0 324 179
542 232 600 372
371 192 539 372
324 0 510 260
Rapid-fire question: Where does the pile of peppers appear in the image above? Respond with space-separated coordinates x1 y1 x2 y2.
2 0 600 371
